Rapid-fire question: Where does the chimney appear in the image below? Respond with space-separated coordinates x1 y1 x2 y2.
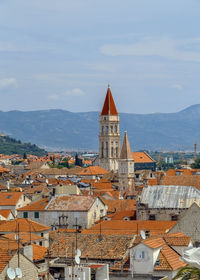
6 180 10 190
23 245 33 261
145 230 150 238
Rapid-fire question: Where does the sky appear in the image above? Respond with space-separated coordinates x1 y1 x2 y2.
1 0 200 114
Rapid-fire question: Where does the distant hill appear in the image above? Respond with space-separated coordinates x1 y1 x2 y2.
0 105 200 151
0 135 47 156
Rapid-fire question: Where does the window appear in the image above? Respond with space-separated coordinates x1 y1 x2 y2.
149 214 155 220
41 233 44 237
23 212 28 218
115 125 118 133
101 142 104 158
106 142 108 157
110 125 113 133
94 212 96 219
106 126 109 134
100 209 104 217
34 212 39 219
116 147 118 157
171 215 178 221
111 147 114 157
101 126 104 134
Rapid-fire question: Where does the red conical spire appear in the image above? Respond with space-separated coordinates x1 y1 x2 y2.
101 85 118 116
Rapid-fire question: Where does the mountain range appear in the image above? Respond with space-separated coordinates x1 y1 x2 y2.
0 104 200 151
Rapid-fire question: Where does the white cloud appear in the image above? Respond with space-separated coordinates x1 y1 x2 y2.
63 88 85 96
100 37 200 63
48 88 85 100
0 78 17 90
171 84 183 91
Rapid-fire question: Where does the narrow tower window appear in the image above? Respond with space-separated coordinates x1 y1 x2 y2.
115 125 118 133
101 142 104 158
111 147 114 157
106 142 108 157
116 147 118 158
101 126 104 134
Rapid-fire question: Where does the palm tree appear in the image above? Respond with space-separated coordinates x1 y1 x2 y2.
173 266 200 280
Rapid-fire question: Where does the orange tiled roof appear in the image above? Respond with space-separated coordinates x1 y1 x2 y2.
143 237 163 249
0 218 50 233
101 87 118 116
101 198 136 213
82 220 176 235
47 195 97 211
0 209 12 219
164 232 191 246
0 166 10 173
132 152 154 163
2 232 44 244
17 198 49 211
0 249 13 273
0 192 22 206
148 179 159 186
49 232 133 260
77 166 109 176
161 175 200 190
155 243 186 271
111 210 136 220
32 244 48 261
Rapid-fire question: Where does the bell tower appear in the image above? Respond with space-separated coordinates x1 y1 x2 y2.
118 131 135 194
98 85 120 171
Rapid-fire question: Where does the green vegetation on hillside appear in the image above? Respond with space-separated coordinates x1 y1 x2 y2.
0 135 47 156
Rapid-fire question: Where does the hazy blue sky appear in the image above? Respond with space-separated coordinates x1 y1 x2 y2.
1 0 200 113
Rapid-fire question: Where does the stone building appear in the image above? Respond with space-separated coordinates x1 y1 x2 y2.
98 85 120 172
118 132 135 194
0 252 39 280
17 195 107 229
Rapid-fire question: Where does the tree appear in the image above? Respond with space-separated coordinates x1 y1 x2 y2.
75 153 83 167
173 266 200 280
191 158 200 169
23 152 27 159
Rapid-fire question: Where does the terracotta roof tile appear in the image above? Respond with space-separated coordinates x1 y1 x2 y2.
47 195 97 211
101 87 118 116
82 220 176 235
49 232 133 260
17 198 49 211
0 249 13 273
155 243 186 271
162 175 200 190
101 198 136 213
32 244 48 261
77 166 109 176
0 218 50 233
0 192 22 206
132 152 155 163
0 209 12 219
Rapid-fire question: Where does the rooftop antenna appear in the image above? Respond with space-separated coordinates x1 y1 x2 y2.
7 268 16 280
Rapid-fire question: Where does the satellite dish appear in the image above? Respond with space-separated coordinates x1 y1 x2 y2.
7 268 16 280
76 248 81 257
140 230 146 240
75 255 80 265
16 268 22 279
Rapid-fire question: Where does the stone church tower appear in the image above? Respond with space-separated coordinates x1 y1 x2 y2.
118 131 135 194
98 85 120 171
